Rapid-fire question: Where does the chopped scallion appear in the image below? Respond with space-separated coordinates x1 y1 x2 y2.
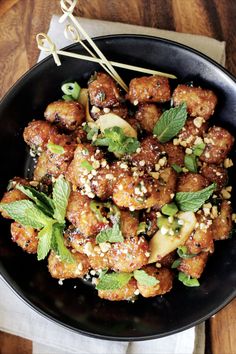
161 203 178 216
61 81 81 100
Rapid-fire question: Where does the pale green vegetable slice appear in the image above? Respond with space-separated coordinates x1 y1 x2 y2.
148 211 196 263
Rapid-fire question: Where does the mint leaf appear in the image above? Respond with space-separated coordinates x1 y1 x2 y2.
178 272 200 287
153 103 187 143
184 154 198 173
47 143 65 155
94 126 140 155
37 222 54 260
171 163 182 173
96 272 132 290
0 200 52 229
96 223 124 243
133 270 159 286
16 184 54 217
53 176 71 224
175 183 216 212
51 223 75 263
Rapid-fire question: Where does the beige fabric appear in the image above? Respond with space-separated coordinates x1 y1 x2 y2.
38 16 226 66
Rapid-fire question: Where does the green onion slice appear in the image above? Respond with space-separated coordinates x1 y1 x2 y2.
61 82 81 100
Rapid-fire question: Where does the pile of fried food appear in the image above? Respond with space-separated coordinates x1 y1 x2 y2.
0 72 235 301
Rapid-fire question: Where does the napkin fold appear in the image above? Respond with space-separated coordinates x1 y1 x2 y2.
1 15 225 354
38 16 226 66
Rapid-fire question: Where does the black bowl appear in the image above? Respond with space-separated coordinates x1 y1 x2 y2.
0 35 236 341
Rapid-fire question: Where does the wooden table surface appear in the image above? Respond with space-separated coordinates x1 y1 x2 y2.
0 0 235 353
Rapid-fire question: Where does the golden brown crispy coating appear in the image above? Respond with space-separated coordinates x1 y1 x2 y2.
127 75 171 104
185 213 214 254
90 104 128 120
72 126 88 143
64 229 94 254
178 252 208 279
66 143 103 189
85 235 149 273
135 103 162 133
89 161 129 200
66 191 108 237
48 251 90 279
88 72 121 108
98 279 137 301
23 120 58 150
120 210 139 238
113 168 176 211
137 266 173 298
33 135 76 182
142 210 158 236
177 118 209 147
162 142 185 167
11 222 38 254
212 200 233 240
109 236 149 272
44 100 85 131
200 126 234 164
159 251 176 268
200 163 228 190
177 173 209 192
128 136 162 171
153 167 177 208
173 85 217 119
33 152 49 182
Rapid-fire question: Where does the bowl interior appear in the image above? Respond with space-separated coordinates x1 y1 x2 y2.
0 35 236 340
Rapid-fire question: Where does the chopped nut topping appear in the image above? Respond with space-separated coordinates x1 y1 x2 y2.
224 158 234 168
193 116 205 128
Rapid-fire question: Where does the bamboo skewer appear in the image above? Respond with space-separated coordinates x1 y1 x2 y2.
59 0 129 91
36 33 177 79
64 25 122 85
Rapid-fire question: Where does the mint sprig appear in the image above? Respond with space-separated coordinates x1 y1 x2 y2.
96 272 132 290
0 176 74 263
52 175 71 224
153 103 187 143
51 223 75 263
16 184 54 217
0 200 52 229
133 270 159 286
96 223 124 244
96 269 159 291
184 154 198 173
175 183 216 212
37 221 54 260
94 126 140 155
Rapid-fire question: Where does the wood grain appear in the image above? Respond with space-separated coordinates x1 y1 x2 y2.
0 331 32 354
210 298 236 354
0 1 29 98
0 0 235 353
0 0 19 17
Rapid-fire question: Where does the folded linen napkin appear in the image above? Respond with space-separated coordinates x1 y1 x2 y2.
1 15 225 354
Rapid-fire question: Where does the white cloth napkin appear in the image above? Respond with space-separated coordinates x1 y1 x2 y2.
1 15 225 354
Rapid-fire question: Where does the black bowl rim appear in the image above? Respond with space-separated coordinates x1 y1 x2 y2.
0 34 236 341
